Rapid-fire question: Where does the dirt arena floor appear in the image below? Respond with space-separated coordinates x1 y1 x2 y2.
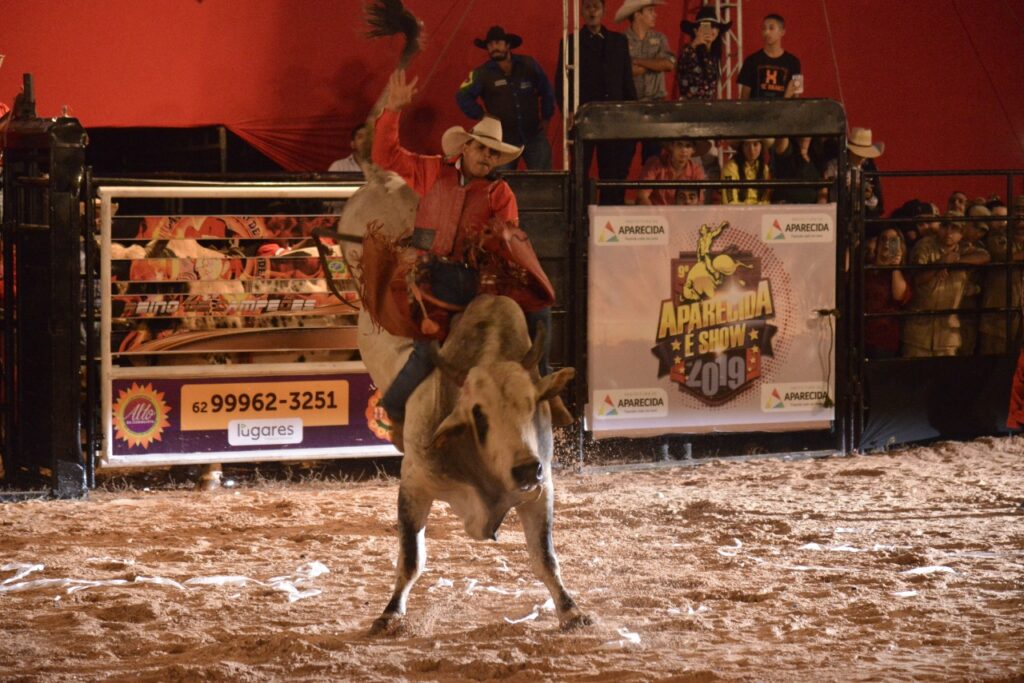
1 437 1022 682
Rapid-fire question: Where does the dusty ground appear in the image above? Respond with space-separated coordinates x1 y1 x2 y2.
1 437 1022 682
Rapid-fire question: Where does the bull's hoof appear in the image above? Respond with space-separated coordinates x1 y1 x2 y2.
368 613 405 637
559 612 595 631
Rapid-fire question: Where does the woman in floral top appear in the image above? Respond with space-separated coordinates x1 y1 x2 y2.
676 6 731 100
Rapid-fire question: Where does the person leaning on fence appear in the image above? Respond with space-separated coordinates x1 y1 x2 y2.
721 139 771 204
635 138 707 206
979 195 1024 354
959 205 992 355
864 228 911 359
902 215 990 357
824 127 885 218
771 136 825 204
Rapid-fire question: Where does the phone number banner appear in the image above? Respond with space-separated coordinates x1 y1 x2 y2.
587 204 837 437
110 372 391 456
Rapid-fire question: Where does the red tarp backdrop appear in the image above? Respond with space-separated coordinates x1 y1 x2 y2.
2 0 1024 206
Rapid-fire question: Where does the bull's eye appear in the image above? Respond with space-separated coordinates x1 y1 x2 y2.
471 404 489 444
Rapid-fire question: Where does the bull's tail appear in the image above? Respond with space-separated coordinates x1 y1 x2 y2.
365 0 422 70
358 0 424 180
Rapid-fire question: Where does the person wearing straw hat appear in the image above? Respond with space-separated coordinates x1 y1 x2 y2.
825 127 886 216
371 69 563 435
456 25 555 171
617 0 674 162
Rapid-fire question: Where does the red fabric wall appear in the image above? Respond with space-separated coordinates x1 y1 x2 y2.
3 0 1023 207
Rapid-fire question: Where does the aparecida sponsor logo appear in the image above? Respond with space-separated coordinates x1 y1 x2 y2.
228 418 303 446
761 213 834 243
761 383 832 412
594 389 669 419
594 215 670 245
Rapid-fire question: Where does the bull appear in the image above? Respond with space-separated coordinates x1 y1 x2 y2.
369 294 591 634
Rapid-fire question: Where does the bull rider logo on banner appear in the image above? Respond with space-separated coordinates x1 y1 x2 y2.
650 221 778 405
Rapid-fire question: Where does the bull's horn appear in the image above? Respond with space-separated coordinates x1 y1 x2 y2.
521 322 547 371
427 342 467 386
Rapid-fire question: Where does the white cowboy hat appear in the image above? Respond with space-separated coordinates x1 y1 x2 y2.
847 127 885 158
614 0 664 23
441 115 523 166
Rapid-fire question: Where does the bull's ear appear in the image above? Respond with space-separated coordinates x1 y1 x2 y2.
430 408 471 450
536 367 576 402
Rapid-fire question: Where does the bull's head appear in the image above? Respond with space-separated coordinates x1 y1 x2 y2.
427 326 574 540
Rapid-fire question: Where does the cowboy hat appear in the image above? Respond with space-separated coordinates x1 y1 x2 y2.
473 25 523 50
681 6 732 35
614 0 664 23
847 127 885 159
441 116 523 166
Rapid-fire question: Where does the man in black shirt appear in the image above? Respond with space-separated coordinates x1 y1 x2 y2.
737 13 801 99
456 26 556 170
556 0 637 204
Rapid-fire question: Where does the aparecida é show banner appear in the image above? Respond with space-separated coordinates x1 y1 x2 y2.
587 204 837 437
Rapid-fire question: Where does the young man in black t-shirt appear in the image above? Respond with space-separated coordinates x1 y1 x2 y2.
737 13 801 99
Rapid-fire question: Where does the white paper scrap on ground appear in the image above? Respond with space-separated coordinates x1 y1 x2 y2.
901 566 956 576
0 561 328 602
504 598 555 625
891 590 918 598
617 627 641 644
184 575 252 587
1 563 44 585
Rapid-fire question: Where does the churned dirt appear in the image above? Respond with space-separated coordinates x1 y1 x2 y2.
1 437 1022 682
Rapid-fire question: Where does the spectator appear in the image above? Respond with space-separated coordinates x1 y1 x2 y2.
902 217 989 357
824 127 885 217
772 136 824 204
617 0 674 161
737 13 801 100
959 205 992 354
864 228 911 358
676 6 730 101
456 26 555 171
556 0 637 204
721 139 770 204
948 190 968 214
635 138 708 205
979 195 1024 353
328 124 369 175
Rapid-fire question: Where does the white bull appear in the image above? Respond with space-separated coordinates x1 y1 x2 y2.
368 295 591 634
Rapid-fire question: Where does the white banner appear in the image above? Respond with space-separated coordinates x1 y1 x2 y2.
587 204 837 437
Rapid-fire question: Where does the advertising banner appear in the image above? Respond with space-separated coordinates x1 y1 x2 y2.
587 204 837 437
108 215 357 357
109 370 394 461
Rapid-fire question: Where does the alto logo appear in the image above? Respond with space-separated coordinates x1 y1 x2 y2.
594 389 669 419
594 216 669 245
761 213 834 243
112 382 171 449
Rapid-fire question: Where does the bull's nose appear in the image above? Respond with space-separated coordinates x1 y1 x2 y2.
511 461 544 490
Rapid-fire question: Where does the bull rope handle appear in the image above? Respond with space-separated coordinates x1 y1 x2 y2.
311 227 360 311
